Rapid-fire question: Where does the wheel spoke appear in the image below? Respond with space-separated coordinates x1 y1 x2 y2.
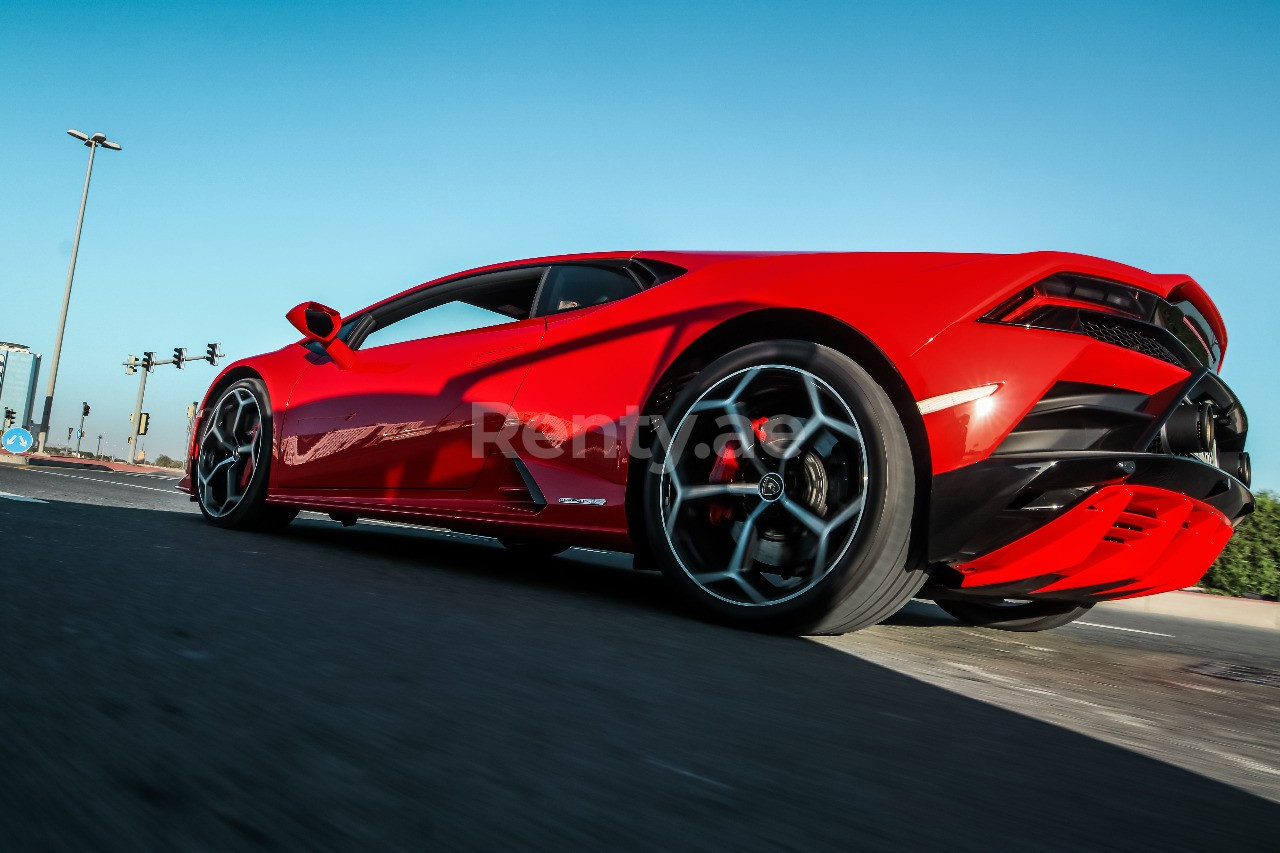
199 455 234 487
208 422 235 453
818 414 863 442
223 462 242 510
689 397 730 416
692 501 768 593
778 417 821 460
726 501 768 576
779 495 827 535
803 373 824 418
725 367 760 404
721 407 768 477
684 483 760 501
826 493 865 529
729 572 767 604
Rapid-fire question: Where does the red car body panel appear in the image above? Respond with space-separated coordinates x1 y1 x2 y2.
954 485 1235 599
182 250 1250 597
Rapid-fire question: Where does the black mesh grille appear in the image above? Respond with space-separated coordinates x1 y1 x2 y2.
1079 318 1183 367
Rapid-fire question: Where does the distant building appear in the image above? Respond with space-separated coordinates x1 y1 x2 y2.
0 342 42 431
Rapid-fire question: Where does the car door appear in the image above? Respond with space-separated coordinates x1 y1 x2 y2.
276 267 547 493
502 263 651 502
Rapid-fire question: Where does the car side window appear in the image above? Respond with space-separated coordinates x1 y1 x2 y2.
534 265 640 317
360 302 514 350
357 269 544 351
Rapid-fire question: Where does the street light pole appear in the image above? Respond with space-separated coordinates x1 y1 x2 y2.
35 129 122 453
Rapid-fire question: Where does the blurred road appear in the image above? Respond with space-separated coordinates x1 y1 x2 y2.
2 465 1279 850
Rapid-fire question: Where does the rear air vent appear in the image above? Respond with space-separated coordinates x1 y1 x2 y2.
1078 317 1185 368
630 258 688 287
995 382 1156 455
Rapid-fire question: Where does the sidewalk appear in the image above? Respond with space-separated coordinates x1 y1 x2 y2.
1100 590 1280 630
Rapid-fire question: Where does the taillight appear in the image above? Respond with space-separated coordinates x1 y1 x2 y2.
985 274 1159 326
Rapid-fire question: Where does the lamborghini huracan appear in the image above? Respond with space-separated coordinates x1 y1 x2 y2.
180 251 1253 634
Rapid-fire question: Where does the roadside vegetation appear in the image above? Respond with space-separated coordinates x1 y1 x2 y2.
1203 490 1279 600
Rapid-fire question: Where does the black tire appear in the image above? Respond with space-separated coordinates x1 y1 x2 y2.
498 537 570 557
936 598 1093 632
643 340 926 635
194 377 297 532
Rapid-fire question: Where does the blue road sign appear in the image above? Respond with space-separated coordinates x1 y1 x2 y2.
2 427 34 455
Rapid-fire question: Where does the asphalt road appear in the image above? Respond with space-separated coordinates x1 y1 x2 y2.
2 464 1279 850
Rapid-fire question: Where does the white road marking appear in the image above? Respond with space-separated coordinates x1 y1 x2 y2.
0 490 48 504
646 758 733 790
18 467 182 495
1073 621 1174 638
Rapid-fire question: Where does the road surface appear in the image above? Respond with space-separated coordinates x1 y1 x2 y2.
1 464 1278 850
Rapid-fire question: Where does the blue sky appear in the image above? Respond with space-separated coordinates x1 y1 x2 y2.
1 0 1277 485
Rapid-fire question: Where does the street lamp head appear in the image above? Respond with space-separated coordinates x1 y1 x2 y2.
90 132 106 144
101 141 122 151
67 129 89 142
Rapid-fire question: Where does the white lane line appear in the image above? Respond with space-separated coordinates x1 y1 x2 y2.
1074 621 1174 638
0 490 48 503
18 467 182 495
646 758 733 790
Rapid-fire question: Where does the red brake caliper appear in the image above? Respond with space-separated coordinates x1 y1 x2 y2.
238 424 259 489
708 417 769 526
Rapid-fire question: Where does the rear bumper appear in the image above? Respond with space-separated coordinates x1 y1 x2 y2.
928 453 1253 601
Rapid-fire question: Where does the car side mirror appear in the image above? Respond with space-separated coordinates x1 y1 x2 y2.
286 301 356 369
287 301 342 342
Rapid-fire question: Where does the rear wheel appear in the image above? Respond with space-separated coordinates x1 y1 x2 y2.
643 340 926 635
195 378 297 532
936 598 1093 632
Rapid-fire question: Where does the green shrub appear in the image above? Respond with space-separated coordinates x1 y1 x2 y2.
1201 490 1279 599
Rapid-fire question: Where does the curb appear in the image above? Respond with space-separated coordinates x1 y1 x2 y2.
29 457 114 473
0 454 180 477
1099 590 1280 630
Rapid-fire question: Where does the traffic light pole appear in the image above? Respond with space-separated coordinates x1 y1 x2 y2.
128 365 149 462
122 344 220 464
75 405 87 455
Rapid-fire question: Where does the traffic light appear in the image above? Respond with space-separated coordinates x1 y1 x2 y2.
138 413 150 436
206 343 221 366
173 347 186 369
125 355 137 375
141 351 155 371
82 402 90 418
2 407 14 428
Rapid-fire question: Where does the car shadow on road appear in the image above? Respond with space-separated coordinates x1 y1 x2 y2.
3 499 1278 850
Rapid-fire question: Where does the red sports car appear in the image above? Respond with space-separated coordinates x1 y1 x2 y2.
181 251 1252 634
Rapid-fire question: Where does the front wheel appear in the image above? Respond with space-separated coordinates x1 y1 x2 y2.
936 598 1093 632
643 340 926 635
195 378 297 532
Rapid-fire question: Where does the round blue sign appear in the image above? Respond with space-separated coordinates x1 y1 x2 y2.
2 427 34 455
